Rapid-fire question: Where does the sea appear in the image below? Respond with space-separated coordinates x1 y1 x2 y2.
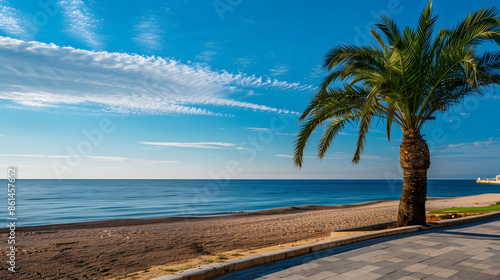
3 179 500 227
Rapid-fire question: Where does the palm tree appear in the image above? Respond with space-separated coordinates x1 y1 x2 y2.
293 1 500 226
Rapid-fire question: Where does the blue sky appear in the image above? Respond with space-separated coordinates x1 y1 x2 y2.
0 0 498 179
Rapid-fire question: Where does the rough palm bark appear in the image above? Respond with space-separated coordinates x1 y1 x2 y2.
396 129 430 226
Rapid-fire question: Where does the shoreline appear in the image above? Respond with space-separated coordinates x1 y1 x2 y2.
1 200 388 233
3 194 500 279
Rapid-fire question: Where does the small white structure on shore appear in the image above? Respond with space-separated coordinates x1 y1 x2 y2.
477 175 500 184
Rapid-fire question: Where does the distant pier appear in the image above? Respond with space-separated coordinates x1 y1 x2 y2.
477 175 500 184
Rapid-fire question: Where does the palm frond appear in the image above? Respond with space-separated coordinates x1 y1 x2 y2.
295 1 500 168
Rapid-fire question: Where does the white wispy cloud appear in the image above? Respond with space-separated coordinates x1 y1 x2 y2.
361 155 392 160
0 37 310 116
276 154 299 158
233 57 253 69
339 132 357 136
471 138 499 146
0 0 28 39
133 16 163 52
277 154 301 158
378 137 402 142
245 127 291 135
440 138 500 151
245 127 271 132
433 138 500 159
337 130 385 137
275 154 340 160
0 154 178 164
309 64 324 79
276 154 391 160
196 50 217 62
141 142 246 150
196 42 219 62
58 0 102 49
243 90 258 98
270 64 290 76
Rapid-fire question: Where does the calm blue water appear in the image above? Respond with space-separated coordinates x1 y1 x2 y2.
2 179 500 227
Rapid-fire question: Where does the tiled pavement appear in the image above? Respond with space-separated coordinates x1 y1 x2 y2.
212 217 500 279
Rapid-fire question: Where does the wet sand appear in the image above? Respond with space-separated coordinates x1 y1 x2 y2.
1 194 499 280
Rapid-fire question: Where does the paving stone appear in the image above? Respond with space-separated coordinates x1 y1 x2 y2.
458 259 482 266
472 252 495 260
478 257 500 265
354 272 382 280
380 270 412 279
347 250 388 261
407 272 431 279
398 277 420 280
384 257 403 263
325 260 369 274
421 275 446 280
294 264 333 277
412 240 440 247
463 272 496 280
448 269 479 280
403 263 429 272
306 271 337 280
481 268 500 276
419 265 443 275
342 265 379 277
433 267 458 278
369 244 390 250
472 263 491 269
321 256 341 263
274 275 305 280
372 266 396 275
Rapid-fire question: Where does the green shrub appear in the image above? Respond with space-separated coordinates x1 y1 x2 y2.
216 254 227 260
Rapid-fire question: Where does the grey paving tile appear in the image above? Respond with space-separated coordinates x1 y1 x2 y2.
407 272 431 279
403 263 429 272
421 275 446 280
463 272 496 280
372 266 396 275
432 267 459 278
306 271 338 280
448 269 479 280
380 270 412 279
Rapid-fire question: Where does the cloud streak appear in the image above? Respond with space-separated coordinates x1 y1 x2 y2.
433 138 500 159
270 64 290 76
141 142 246 150
196 42 219 62
133 15 163 52
276 154 391 160
57 0 102 49
275 154 341 160
245 127 271 132
0 37 309 116
0 0 28 39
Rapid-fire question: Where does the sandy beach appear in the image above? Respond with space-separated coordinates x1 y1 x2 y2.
2 194 500 280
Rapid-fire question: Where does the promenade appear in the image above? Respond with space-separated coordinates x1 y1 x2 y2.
213 217 500 280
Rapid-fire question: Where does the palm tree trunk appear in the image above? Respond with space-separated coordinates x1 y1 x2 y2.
396 129 430 226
